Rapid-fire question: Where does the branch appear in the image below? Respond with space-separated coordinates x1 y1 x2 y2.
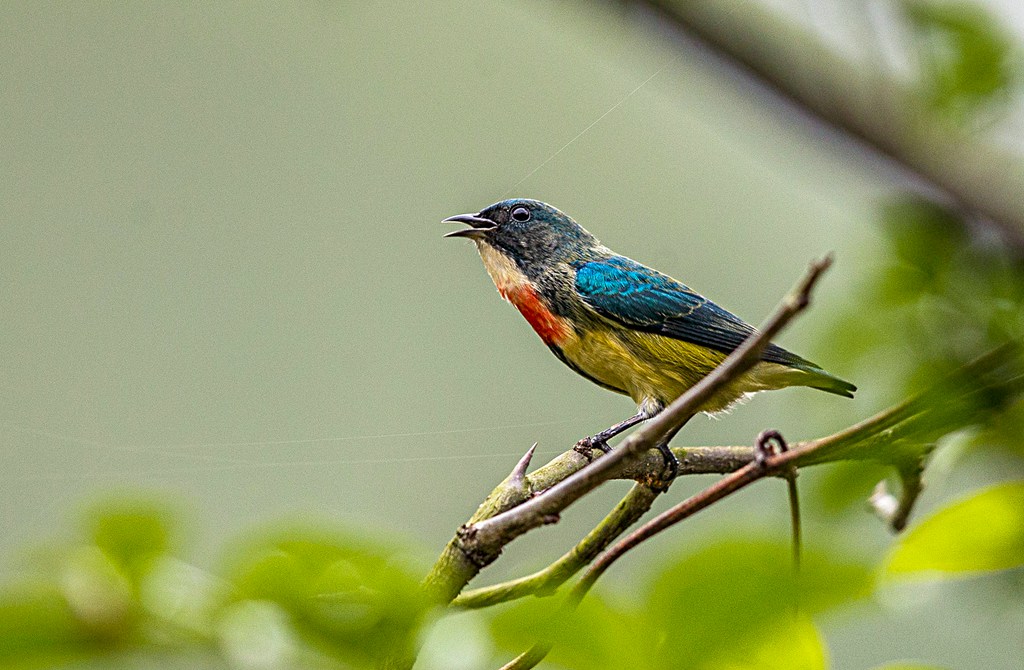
497 347 1024 669
500 428 890 669
635 0 1024 250
459 344 1021 611
454 482 659 608
421 256 832 607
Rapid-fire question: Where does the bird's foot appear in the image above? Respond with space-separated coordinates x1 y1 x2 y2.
647 443 680 493
573 435 613 460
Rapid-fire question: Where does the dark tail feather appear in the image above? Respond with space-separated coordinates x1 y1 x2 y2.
766 344 856 398
804 368 857 398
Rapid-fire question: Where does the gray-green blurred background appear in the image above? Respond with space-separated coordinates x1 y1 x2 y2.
2 2 1022 668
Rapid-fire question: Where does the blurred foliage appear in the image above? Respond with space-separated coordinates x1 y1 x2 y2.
644 540 868 670
224 531 430 668
885 481 1024 576
7 502 1015 669
5 203 1024 667
490 539 867 670
836 199 1023 367
902 0 1018 124
830 197 1024 460
490 589 651 670
0 503 431 669
3 2 1024 669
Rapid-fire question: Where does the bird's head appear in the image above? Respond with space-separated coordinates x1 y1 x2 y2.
443 199 600 274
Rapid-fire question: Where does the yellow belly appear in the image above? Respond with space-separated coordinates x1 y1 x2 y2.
559 326 799 413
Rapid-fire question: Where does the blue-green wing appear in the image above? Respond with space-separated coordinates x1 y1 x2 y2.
573 257 803 367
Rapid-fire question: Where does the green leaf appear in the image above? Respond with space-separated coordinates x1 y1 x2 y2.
489 591 649 670
646 539 870 670
712 616 827 670
886 481 1024 577
88 502 173 586
903 0 1015 121
0 584 89 664
224 529 431 668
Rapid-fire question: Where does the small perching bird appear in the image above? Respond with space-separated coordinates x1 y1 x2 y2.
444 199 855 479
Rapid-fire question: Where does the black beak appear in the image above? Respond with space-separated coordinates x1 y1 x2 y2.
443 212 496 239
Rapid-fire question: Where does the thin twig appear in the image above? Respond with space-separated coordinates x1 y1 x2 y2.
580 438 835 594
786 469 802 573
869 460 925 532
754 430 802 572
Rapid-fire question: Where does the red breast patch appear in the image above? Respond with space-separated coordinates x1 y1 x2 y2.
500 284 571 346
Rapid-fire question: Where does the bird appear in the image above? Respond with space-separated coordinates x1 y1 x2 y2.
443 199 855 482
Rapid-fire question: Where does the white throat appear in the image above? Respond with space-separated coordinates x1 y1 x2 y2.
475 241 531 295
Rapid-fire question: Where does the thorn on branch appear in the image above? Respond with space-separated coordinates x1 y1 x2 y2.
509 443 538 488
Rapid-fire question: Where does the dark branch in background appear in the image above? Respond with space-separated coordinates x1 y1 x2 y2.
633 0 1024 251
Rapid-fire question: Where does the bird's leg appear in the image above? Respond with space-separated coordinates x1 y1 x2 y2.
649 419 687 492
573 410 651 458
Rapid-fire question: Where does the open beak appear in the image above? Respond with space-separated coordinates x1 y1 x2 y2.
443 212 496 239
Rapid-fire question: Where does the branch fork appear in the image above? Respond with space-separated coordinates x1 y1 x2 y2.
393 258 1021 670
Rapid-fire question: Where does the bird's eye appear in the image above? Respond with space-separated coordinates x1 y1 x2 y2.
511 206 531 222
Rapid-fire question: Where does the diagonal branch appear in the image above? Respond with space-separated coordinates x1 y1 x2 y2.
455 344 1021 611
421 256 832 605
454 482 660 609
498 428 890 670
467 257 832 540
496 347 1024 669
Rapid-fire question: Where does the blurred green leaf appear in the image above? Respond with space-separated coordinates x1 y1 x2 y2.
417 610 494 670
903 0 1016 122
871 664 949 670
88 502 173 587
834 196 1024 461
490 591 649 670
59 546 135 638
139 556 221 637
811 461 894 516
216 599 300 669
712 616 827 670
645 539 869 669
225 530 431 668
885 481 1024 578
0 584 89 665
